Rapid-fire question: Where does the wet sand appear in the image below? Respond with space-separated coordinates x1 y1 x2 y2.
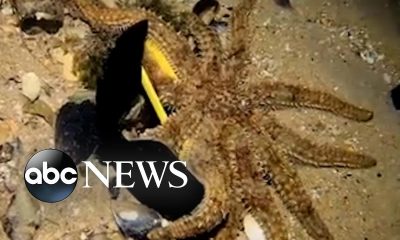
0 0 399 239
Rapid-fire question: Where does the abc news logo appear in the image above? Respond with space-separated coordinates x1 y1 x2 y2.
24 149 188 203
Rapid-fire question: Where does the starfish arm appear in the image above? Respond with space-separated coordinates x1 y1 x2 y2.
71 34 112 89
246 82 373 121
147 170 227 239
234 139 289 240
180 12 223 75
214 226 242 240
139 121 180 152
69 0 198 83
256 147 334 240
245 118 333 240
286 143 377 168
139 107 204 151
214 214 244 240
228 0 257 69
248 183 289 240
264 117 377 168
145 119 229 239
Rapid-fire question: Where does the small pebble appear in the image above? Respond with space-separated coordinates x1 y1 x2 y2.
360 49 378 64
0 142 14 163
50 47 65 63
383 73 392 84
80 232 88 240
63 52 79 81
1 5 13 16
21 72 42 101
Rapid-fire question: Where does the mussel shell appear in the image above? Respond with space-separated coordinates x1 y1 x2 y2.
54 95 98 164
11 0 64 34
111 190 163 240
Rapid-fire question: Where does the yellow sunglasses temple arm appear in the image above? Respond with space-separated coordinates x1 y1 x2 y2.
141 67 168 124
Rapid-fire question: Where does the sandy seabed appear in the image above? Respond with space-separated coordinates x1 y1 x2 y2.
0 0 399 239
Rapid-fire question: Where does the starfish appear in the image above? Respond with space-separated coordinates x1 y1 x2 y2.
131 1 376 240
17 0 377 239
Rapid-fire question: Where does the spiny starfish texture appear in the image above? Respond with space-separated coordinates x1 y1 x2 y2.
136 1 375 240
41 0 377 239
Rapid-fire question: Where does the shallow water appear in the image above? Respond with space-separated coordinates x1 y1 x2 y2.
0 0 399 239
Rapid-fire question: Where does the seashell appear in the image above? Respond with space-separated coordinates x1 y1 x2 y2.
54 91 98 164
111 189 163 240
